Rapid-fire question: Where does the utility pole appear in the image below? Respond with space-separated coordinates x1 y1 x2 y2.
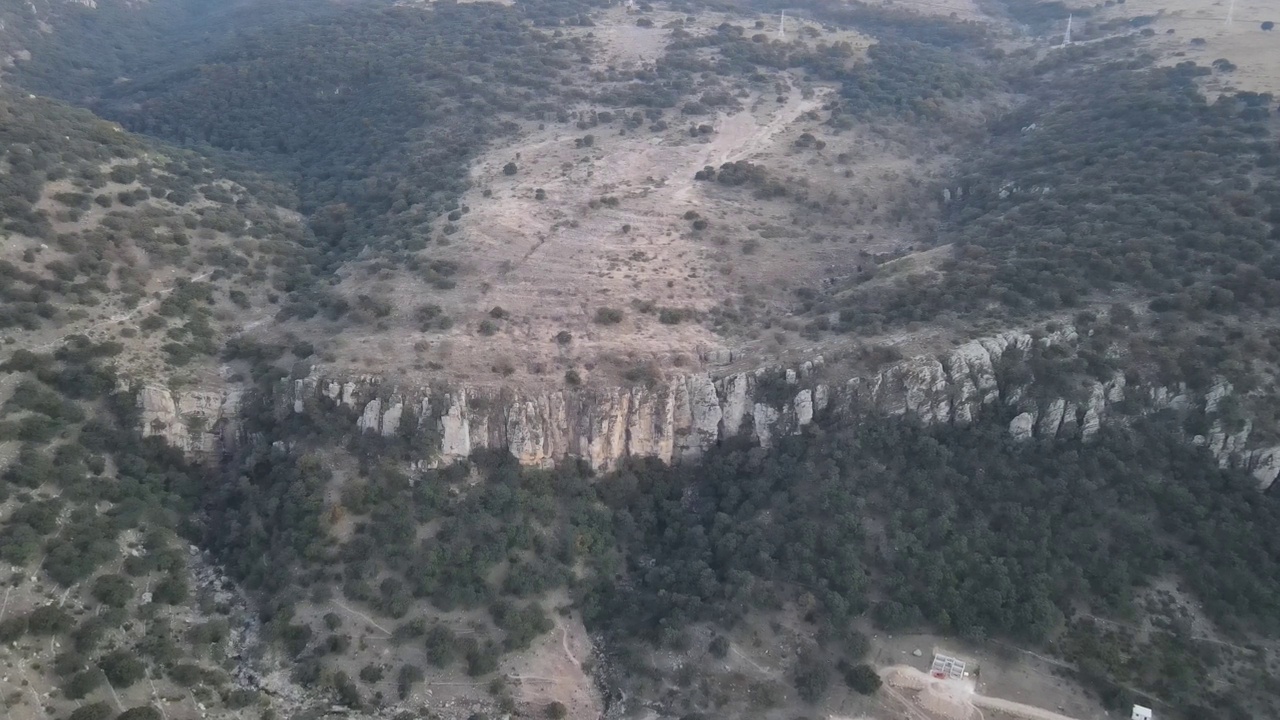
778 11 786 40
1064 13 1073 45
1226 0 1235 26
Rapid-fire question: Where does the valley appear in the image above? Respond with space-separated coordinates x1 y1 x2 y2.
1 0 1279 719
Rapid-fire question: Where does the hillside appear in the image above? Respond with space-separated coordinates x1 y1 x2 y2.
1 1 1280 720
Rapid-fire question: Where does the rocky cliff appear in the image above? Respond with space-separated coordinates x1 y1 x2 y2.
136 327 1280 488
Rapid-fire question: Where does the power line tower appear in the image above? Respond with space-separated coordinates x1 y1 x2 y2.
1063 14 1073 45
1226 0 1235 27
778 11 786 40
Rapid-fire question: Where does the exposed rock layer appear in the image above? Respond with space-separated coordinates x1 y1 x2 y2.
137 328 1280 488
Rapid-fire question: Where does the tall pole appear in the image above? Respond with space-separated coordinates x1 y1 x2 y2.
1226 0 1235 26
1064 14 1073 44
778 11 786 40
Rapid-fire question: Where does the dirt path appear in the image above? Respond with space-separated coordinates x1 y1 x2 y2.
881 665 1086 720
331 600 392 637
972 695 1084 720
673 84 830 206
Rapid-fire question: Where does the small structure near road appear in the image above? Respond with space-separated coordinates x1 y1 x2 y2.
930 652 966 680
1131 705 1153 720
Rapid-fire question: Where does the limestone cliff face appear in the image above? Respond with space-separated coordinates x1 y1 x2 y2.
136 327 1280 488
137 384 242 457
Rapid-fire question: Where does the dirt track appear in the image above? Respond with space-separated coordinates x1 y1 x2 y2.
882 666 1086 720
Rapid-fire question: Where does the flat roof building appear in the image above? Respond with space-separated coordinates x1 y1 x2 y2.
930 653 966 680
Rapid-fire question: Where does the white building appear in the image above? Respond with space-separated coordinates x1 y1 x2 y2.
1131 705 1152 720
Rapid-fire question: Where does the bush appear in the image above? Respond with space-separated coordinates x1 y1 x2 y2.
115 707 162 720
792 649 831 704
503 162 518 176
396 664 424 700
594 307 624 325
359 664 385 683
28 606 73 635
545 701 567 719
63 669 104 700
842 663 883 694
151 573 189 604
708 635 729 659
100 650 147 687
91 574 134 608
0 616 28 642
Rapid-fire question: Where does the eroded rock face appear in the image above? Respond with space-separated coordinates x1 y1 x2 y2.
140 326 1280 488
137 384 241 456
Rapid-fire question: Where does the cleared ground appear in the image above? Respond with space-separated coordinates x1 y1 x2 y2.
314 6 957 389
1061 0 1280 96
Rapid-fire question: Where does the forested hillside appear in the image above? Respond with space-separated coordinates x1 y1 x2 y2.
11 0 608 265
819 53 1280 333
188 379 1280 718
3 0 1280 719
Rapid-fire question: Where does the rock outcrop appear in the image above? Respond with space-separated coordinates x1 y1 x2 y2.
137 328 1280 489
137 384 242 456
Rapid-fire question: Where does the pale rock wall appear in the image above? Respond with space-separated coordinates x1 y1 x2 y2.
137 328 1280 488
137 384 241 456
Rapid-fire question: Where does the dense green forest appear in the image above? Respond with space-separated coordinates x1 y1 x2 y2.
173 366 1280 717
10 0 607 267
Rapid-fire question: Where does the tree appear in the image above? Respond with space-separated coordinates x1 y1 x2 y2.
708 635 729 659
503 162 518 176
359 664 385 683
115 707 162 720
151 573 188 604
842 663 882 695
1262 21 1274 30
100 650 147 687
792 649 831 704
28 606 73 635
396 664 424 700
425 624 457 667
91 574 134 608
544 701 568 719
63 669 104 700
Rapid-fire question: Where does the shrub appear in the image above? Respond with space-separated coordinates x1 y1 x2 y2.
359 664 385 683
0 616 28 642
115 707 162 720
842 663 882 695
502 162 518 176
658 308 688 325
28 605 73 635
594 307 624 325
100 650 147 687
545 702 567 719
91 574 134 608
63 669 104 699
708 635 729 659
